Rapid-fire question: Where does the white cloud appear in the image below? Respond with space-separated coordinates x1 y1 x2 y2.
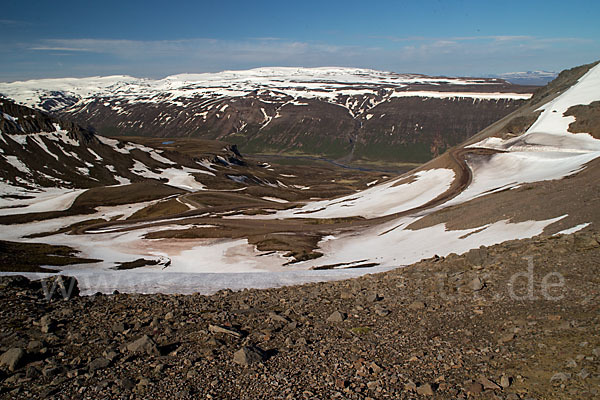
4 35 597 80
29 46 93 52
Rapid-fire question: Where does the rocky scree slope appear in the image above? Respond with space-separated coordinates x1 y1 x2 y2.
0 231 598 399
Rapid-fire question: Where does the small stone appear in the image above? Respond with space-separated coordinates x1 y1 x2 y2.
118 378 136 390
233 345 267 366
375 308 391 317
0 348 25 372
471 277 485 291
165 312 174 320
27 340 43 353
366 381 379 390
268 312 289 323
126 335 160 356
408 301 426 311
416 383 435 396
479 376 501 390
404 380 417 392
498 333 515 344
465 382 483 395
367 293 383 302
111 322 126 333
340 291 353 300
327 311 347 322
336 378 349 389
105 350 118 361
369 362 383 374
574 233 599 250
208 324 243 337
578 368 590 379
550 372 570 383
500 375 511 388
26 365 41 379
88 357 110 372
40 316 55 333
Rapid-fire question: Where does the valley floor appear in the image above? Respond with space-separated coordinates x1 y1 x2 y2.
1 230 598 399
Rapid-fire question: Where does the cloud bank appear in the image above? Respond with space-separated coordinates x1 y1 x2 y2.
1 35 597 81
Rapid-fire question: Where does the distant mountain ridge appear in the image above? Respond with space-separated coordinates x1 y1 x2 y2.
491 70 558 86
0 67 536 164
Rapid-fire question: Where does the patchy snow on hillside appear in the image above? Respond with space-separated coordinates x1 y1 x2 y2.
0 187 85 216
528 63 600 136
260 168 454 219
309 215 565 270
463 63 600 201
0 67 525 113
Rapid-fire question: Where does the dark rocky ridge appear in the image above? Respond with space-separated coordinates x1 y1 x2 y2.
0 231 598 399
0 99 279 191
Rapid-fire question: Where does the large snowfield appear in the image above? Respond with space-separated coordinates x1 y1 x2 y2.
0 64 599 295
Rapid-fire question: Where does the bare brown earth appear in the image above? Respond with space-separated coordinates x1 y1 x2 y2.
566 101 600 139
0 241 99 273
0 230 598 399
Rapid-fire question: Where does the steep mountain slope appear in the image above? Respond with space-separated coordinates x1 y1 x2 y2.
0 98 246 191
0 67 534 164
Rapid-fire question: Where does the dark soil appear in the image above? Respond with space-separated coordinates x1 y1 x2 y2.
0 241 99 273
112 259 160 271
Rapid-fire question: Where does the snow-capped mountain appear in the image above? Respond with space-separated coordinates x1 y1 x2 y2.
0 67 535 164
492 70 558 86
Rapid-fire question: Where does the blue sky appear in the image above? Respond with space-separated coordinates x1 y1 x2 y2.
1 0 599 81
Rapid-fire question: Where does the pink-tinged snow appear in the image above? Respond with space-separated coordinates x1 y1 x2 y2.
3 155 31 174
0 214 565 295
309 216 566 270
159 167 207 191
0 184 86 216
256 168 454 219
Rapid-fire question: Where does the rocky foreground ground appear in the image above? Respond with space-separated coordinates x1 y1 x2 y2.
0 231 599 399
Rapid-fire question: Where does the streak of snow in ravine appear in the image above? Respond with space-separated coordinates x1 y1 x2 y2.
554 222 591 236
